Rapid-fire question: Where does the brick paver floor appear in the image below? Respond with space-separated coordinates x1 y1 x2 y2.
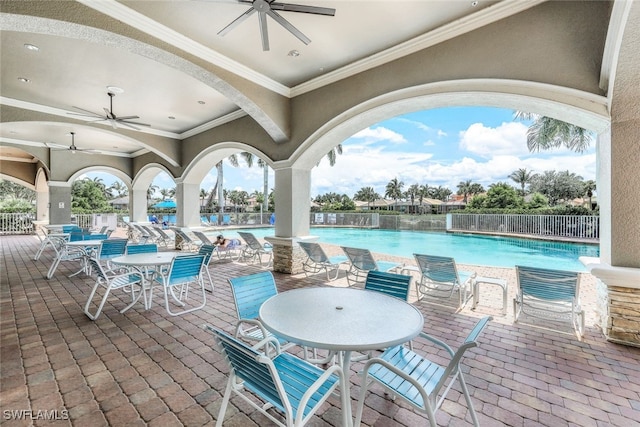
1 233 639 426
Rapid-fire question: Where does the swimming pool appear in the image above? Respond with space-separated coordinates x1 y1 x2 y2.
217 227 599 272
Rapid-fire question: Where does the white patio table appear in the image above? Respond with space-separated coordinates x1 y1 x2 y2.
46 239 106 279
259 287 424 427
110 252 181 309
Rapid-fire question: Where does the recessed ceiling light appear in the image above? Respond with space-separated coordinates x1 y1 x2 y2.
471 1 479 6
198 101 206 105
24 43 39 51
288 50 300 57
17 77 30 83
168 116 175 120
106 86 124 94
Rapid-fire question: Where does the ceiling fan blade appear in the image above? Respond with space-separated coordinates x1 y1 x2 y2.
259 10 270 51
104 107 116 119
115 115 140 120
118 122 141 131
270 2 335 16
120 119 151 127
69 107 103 118
266 8 310 45
218 7 256 36
108 119 119 130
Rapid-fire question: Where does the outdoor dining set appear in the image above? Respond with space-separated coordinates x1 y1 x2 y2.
33 223 585 426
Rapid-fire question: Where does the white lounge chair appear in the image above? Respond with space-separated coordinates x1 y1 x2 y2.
298 241 348 281
340 246 402 286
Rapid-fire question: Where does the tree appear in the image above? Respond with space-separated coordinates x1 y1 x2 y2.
72 178 111 211
515 112 593 153
456 180 473 203
385 178 404 210
406 184 420 213
430 186 452 202
108 181 128 198
354 187 379 209
484 182 522 209
147 183 159 202
159 188 173 200
508 168 535 195
583 180 596 210
418 184 430 214
0 179 36 203
529 170 584 206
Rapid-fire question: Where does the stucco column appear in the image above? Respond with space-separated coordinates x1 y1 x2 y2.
130 188 148 223
35 185 49 223
585 121 640 347
266 167 312 274
47 181 72 225
175 180 201 228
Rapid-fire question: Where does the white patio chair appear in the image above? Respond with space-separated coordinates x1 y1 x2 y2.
151 254 207 316
412 253 476 310
84 256 145 320
341 246 402 286
205 326 346 427
355 316 492 427
514 265 584 337
298 241 348 281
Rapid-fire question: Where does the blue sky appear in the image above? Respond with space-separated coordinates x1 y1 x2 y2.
86 106 596 198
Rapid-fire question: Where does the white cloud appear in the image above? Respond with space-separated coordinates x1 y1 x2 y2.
437 130 447 138
459 122 529 157
396 117 431 132
423 140 436 147
351 126 407 145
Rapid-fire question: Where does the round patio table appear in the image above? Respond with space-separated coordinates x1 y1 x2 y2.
259 286 424 427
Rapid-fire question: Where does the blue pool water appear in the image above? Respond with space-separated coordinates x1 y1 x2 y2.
219 227 599 272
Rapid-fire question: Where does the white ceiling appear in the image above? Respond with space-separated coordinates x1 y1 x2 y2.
1 0 531 158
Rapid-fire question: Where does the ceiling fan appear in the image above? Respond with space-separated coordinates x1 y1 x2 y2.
215 0 335 51
68 92 151 130
45 132 100 155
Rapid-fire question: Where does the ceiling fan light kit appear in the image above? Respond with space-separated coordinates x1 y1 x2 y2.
217 0 335 51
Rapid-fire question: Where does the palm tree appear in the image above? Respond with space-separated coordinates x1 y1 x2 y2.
147 184 159 203
406 184 420 213
583 180 596 210
456 180 473 203
418 184 430 214
159 188 172 200
515 111 593 153
508 168 535 196
108 181 128 198
385 178 404 211
354 186 379 209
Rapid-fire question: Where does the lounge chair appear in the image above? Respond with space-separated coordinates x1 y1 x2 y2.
214 238 243 261
514 265 584 337
170 227 202 252
298 241 348 281
355 316 492 427
412 253 476 310
340 246 402 286
192 230 214 246
238 231 273 267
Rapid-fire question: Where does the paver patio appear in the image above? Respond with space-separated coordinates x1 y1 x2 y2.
1 233 639 426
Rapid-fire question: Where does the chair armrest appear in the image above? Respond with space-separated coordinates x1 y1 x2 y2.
234 318 271 340
295 363 344 425
360 357 430 409
251 335 282 356
417 331 455 357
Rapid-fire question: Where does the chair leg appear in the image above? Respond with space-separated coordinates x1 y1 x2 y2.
457 372 480 427
84 284 111 321
215 375 235 427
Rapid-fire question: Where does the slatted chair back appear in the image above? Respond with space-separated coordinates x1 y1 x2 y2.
299 241 330 263
342 246 378 271
413 253 475 309
126 243 158 254
229 271 277 321
364 270 412 301
193 230 214 245
341 246 401 286
197 244 215 292
298 241 348 281
237 232 273 266
165 254 205 286
514 265 583 337
62 225 82 233
96 239 128 262
355 316 492 427
207 326 344 427
237 231 263 251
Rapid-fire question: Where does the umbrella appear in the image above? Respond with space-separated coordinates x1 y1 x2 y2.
151 200 176 209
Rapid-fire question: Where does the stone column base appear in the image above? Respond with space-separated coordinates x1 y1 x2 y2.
584 257 640 347
265 236 320 275
597 281 640 347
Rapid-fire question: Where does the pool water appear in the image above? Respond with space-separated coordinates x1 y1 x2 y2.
218 227 599 272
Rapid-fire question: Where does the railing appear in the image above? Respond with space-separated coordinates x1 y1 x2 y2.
0 213 35 235
448 214 599 240
310 212 381 228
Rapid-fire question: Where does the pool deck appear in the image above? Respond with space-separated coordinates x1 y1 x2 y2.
2 231 640 426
